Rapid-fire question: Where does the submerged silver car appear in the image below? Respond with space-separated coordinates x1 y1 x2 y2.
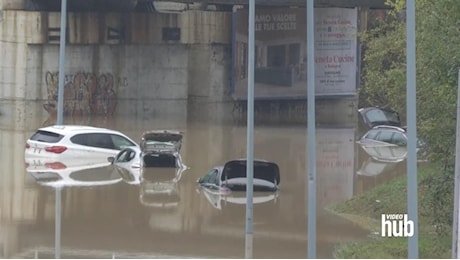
357 125 426 162
140 130 184 168
197 159 280 194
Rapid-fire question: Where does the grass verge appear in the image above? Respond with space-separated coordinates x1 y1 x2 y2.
328 162 452 258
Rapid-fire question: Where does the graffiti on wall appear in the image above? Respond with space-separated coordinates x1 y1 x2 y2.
44 71 124 117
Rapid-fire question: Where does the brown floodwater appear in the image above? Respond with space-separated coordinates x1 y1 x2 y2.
0 114 407 259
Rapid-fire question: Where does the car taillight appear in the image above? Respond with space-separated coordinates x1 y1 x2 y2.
45 146 67 154
25 143 30 149
44 162 67 169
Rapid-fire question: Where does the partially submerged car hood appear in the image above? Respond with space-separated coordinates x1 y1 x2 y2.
141 130 183 153
359 107 402 129
141 130 183 142
221 160 280 185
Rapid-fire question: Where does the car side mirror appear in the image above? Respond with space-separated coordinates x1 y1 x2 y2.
107 157 115 164
196 178 202 183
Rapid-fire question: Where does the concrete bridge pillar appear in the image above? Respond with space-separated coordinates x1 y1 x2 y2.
0 0 26 10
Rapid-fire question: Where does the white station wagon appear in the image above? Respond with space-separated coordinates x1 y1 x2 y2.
25 125 138 163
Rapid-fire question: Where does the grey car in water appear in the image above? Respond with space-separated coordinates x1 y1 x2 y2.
197 159 280 194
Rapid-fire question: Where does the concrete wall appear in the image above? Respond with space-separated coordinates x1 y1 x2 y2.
0 0 25 10
27 44 189 119
232 97 358 126
0 9 357 127
187 44 234 124
0 10 233 126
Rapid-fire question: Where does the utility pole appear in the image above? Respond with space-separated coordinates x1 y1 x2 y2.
55 187 62 259
452 69 460 259
406 0 418 258
306 0 316 258
57 0 67 125
245 0 255 258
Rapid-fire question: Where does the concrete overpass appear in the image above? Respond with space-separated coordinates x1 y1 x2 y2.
2 0 389 12
0 0 390 126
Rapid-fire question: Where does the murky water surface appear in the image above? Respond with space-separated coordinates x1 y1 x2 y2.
0 115 406 258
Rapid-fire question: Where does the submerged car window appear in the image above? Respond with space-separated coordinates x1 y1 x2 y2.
202 169 218 184
111 134 136 150
392 132 407 146
30 130 64 143
70 134 89 146
115 149 131 162
365 129 379 139
209 171 218 185
376 131 394 143
71 133 115 149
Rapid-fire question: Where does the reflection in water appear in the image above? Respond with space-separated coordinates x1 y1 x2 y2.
357 156 399 177
358 142 407 163
354 141 406 196
198 188 279 211
0 115 408 258
140 167 187 208
25 161 122 188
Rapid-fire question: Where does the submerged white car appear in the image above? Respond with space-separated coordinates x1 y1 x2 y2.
25 125 138 162
357 125 426 162
108 146 142 185
197 159 280 193
108 146 187 208
108 145 187 185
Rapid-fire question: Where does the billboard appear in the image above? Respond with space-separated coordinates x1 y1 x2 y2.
232 7 358 99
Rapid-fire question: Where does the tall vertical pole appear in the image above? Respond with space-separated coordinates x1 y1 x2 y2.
406 0 418 258
55 187 62 259
57 0 67 125
306 0 316 258
245 0 255 258
452 69 460 259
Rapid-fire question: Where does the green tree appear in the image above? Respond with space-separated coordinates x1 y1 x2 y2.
359 0 460 233
360 0 460 166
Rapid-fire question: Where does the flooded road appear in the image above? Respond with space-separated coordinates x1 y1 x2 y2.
0 114 407 258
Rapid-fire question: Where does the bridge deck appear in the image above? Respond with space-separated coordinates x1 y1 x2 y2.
152 0 390 8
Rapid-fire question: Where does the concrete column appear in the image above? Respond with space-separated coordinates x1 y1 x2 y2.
0 0 25 10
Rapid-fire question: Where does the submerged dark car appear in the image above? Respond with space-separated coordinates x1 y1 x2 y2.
358 107 403 132
197 159 280 193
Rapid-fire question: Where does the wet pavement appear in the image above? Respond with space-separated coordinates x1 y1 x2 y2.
0 114 406 259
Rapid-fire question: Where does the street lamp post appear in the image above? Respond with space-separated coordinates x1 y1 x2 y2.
57 0 67 125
